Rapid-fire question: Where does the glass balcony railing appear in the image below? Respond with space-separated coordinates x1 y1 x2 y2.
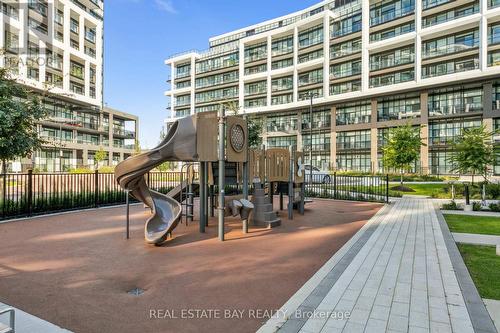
422 58 479 79
332 23 362 38
490 0 500 9
370 5 415 27
330 67 361 79
370 54 415 71
423 39 479 58
428 103 482 116
423 0 453 9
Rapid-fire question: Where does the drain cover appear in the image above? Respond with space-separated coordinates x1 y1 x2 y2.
128 288 145 296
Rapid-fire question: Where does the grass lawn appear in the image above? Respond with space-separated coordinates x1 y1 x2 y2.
391 183 449 197
458 244 500 300
444 214 500 236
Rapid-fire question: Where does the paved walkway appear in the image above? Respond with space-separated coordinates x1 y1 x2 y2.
259 198 497 333
452 233 500 246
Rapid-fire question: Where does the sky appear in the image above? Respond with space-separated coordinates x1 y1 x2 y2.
104 0 319 149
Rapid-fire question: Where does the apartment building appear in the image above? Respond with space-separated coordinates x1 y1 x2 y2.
1 0 138 172
165 0 500 175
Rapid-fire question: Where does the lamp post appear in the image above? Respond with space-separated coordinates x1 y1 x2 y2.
304 92 319 190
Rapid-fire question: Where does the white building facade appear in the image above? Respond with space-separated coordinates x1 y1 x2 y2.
1 0 138 171
165 0 500 175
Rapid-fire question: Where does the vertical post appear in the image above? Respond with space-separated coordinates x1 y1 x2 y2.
1 171 5 219
334 172 337 200
309 94 313 192
210 185 215 217
125 190 130 239
199 162 206 233
288 146 294 220
243 161 249 200
300 182 305 215
204 162 209 227
269 181 274 205
218 107 226 241
94 169 99 208
27 169 33 216
465 183 470 206
280 191 283 210
386 174 389 203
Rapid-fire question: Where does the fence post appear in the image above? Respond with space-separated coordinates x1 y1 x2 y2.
2 172 5 219
386 174 389 203
333 172 337 199
94 170 99 208
28 169 33 216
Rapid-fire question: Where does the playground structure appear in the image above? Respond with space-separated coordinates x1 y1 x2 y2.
115 109 306 245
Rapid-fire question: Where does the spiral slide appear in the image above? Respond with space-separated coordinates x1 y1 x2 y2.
114 116 199 245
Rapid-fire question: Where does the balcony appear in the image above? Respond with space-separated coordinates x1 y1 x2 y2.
113 128 136 139
423 0 453 10
336 115 371 126
370 4 415 27
336 142 371 150
332 23 362 38
422 57 479 79
370 54 414 71
85 29 96 43
330 66 361 79
428 103 482 117
423 39 479 59
303 143 331 152
28 0 48 17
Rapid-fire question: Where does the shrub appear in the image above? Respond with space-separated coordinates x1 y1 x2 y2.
489 202 500 212
69 168 93 174
98 166 115 173
441 200 462 211
472 201 482 211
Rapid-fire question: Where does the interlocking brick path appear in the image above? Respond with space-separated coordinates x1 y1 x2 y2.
265 198 496 333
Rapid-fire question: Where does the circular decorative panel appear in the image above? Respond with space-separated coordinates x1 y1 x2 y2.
230 124 245 152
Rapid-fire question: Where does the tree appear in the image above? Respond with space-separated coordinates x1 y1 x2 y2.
0 68 47 174
447 125 495 184
94 147 107 168
382 123 426 186
248 118 263 148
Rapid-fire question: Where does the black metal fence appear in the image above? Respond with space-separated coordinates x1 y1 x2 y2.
0 171 186 221
305 173 389 203
0 171 388 221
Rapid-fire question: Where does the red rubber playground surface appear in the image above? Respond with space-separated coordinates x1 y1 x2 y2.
0 198 382 333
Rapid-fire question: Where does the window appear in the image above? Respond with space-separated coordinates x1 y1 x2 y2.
245 42 267 63
70 61 85 79
244 81 267 96
298 49 324 63
266 114 298 132
302 109 331 130
336 103 371 125
244 64 267 75
428 87 483 116
272 36 293 56
176 64 191 78
330 60 361 78
330 38 361 58
422 2 479 28
369 70 414 87
370 22 414 42
195 87 238 103
299 25 323 48
70 18 79 34
370 46 415 70
303 132 331 152
489 23 500 45
267 136 297 148
377 96 421 121
330 80 361 95
331 13 362 38
370 0 415 26
271 76 293 92
298 69 323 86
196 52 239 74
337 152 371 172
423 30 479 58
272 58 293 70
195 71 238 89
337 130 371 150
422 57 479 78
271 94 293 105
244 97 267 108
175 95 191 106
